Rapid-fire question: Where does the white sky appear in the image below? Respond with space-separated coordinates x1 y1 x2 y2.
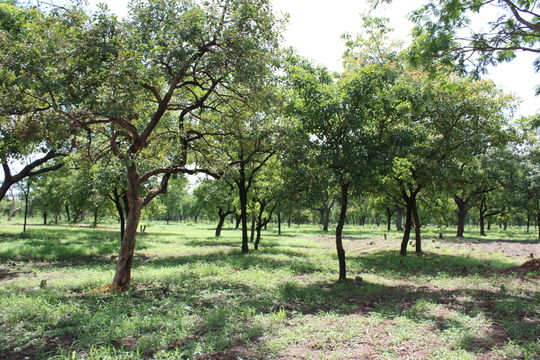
88 0 539 117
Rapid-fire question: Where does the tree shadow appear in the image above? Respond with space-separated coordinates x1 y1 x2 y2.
183 238 313 250
350 250 516 277
2 244 539 359
441 236 540 245
141 250 318 275
0 228 123 262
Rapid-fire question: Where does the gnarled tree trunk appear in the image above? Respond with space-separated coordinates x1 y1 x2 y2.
112 166 143 290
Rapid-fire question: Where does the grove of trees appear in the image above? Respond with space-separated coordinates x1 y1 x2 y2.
1 0 539 289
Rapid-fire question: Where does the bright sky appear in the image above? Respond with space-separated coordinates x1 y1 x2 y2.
88 0 539 117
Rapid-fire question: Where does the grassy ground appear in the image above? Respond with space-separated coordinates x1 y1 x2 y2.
0 219 539 360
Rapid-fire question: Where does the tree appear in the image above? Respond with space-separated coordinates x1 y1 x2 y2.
14 0 282 289
0 3 74 201
159 175 189 224
286 54 404 281
194 178 236 237
281 128 337 232
390 71 513 255
375 0 540 73
249 159 282 249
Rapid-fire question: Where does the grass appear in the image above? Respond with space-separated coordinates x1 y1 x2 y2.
0 219 539 359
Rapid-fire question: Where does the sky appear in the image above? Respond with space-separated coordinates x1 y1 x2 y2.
86 0 539 117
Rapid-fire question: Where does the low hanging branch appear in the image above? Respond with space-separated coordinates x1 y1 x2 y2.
0 150 65 201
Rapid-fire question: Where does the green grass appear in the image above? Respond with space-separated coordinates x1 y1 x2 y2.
0 220 538 359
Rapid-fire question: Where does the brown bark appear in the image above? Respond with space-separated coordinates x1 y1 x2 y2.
400 188 420 256
254 203 276 250
400 201 413 256
454 195 468 237
254 225 262 249
335 182 350 282
215 215 226 237
321 203 330 232
238 162 250 253
235 214 241 229
0 151 64 202
412 199 422 254
215 207 234 237
112 165 143 290
111 187 126 244
250 216 255 243
112 197 142 289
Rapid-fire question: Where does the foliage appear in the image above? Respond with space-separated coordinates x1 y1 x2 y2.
375 0 540 74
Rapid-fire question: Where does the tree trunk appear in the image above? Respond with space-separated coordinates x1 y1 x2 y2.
396 208 403 231
479 197 487 236
235 214 241 229
454 195 468 238
23 184 29 232
215 211 226 237
250 216 255 243
526 210 531 233
321 203 330 232
537 208 540 239
43 211 47 225
65 204 70 222
412 198 422 254
335 182 350 282
386 207 392 231
277 212 281 235
287 217 291 228
480 215 486 236
254 224 262 250
112 166 143 290
112 188 126 244
0 178 11 204
238 164 249 254
400 200 413 256
93 208 98 228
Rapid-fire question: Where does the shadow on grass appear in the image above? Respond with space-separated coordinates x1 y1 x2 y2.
141 250 319 275
441 236 540 245
0 228 122 262
1 227 538 358
351 250 515 277
183 237 313 250
3 273 538 359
